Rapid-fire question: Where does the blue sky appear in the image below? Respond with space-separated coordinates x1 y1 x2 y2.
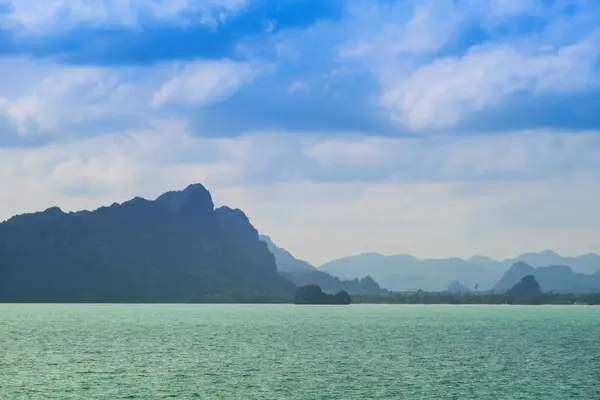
1 0 600 264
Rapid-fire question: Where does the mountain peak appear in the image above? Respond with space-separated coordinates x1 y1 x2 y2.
259 234 272 243
469 255 498 264
0 184 294 302
359 252 386 258
515 249 561 259
540 249 560 256
506 275 543 299
494 261 600 293
156 183 214 212
511 261 535 271
182 183 212 200
44 206 64 215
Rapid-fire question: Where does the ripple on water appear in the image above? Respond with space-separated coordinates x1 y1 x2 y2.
1 304 599 399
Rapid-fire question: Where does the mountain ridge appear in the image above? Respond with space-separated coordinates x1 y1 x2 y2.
0 184 295 303
493 262 600 293
260 235 383 295
318 251 600 292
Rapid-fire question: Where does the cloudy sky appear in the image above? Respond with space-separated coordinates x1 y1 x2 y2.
1 0 599 265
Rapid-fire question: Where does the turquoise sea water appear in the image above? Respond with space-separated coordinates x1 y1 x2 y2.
1 304 599 399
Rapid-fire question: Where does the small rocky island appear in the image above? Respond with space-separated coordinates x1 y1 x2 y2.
504 274 544 304
294 285 352 305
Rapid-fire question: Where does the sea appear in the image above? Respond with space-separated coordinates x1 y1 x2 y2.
1 304 599 399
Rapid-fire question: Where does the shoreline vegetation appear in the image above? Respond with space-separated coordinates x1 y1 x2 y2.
1 299 598 305
354 275 600 305
352 292 600 306
3 276 600 306
1 274 599 306
292 277 600 306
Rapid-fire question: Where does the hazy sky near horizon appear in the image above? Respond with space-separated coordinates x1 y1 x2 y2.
1 0 600 264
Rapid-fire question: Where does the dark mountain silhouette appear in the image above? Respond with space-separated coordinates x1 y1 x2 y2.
282 272 382 295
507 275 542 296
505 275 544 304
0 184 295 303
493 262 600 293
294 285 351 305
260 235 383 294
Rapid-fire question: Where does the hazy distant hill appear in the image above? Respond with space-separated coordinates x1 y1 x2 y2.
501 250 600 275
0 184 295 303
493 262 600 293
259 235 315 273
260 236 382 295
318 251 600 292
446 281 471 294
318 253 501 291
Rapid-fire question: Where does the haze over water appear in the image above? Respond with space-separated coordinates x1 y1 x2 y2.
2 304 599 399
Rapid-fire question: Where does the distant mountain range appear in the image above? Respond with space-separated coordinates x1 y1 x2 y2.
493 262 600 293
260 235 382 295
318 253 500 291
317 250 600 292
501 250 600 275
0 184 294 303
1 182 598 302
259 235 315 273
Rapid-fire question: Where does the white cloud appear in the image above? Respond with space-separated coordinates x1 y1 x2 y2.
337 1 600 131
1 0 599 265
486 0 544 19
381 37 600 130
304 130 600 180
0 0 249 35
387 1 465 55
0 57 265 135
1 125 599 263
217 178 600 265
152 60 266 108
339 0 471 61
0 57 158 135
0 65 137 134
0 118 222 215
288 79 310 95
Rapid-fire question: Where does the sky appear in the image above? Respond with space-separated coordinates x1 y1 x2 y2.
1 0 600 265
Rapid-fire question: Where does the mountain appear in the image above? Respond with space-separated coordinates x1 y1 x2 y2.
294 285 351 305
318 253 501 292
493 262 600 293
0 184 295 303
468 255 500 266
282 272 382 295
505 275 544 304
446 281 471 294
259 235 315 273
502 250 600 275
318 250 600 292
260 236 382 294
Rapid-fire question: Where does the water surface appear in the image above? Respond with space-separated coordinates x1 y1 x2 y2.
1 304 599 399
